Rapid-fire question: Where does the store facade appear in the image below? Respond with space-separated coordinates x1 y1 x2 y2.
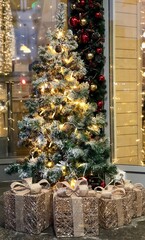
0 0 145 182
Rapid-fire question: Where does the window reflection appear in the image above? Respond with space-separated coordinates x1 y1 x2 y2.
11 0 59 73
0 0 61 158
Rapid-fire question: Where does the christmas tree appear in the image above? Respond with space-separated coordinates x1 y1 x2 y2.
5 3 117 184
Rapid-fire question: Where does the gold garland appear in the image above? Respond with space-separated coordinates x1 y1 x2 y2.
0 0 13 74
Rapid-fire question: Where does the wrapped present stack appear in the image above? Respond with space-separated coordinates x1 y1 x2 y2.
3 176 145 237
53 178 99 238
3 178 53 234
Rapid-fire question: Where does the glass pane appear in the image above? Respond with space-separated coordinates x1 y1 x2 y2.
0 0 63 158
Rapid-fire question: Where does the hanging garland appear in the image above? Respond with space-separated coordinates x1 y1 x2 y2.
69 0 106 114
0 0 14 74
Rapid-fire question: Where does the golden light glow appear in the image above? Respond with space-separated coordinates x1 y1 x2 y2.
48 45 56 55
64 56 73 65
61 166 66 170
20 45 31 53
59 124 64 130
47 161 54 168
70 179 76 189
51 88 55 94
57 30 64 39
0 0 14 73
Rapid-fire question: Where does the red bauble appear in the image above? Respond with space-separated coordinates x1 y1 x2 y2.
96 48 103 54
97 100 103 109
95 12 103 19
100 180 106 188
88 0 94 8
80 32 89 43
99 74 105 82
78 0 86 6
69 16 80 27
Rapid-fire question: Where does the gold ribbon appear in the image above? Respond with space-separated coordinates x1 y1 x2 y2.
94 185 125 199
11 178 50 195
55 177 88 197
133 183 144 217
55 178 89 237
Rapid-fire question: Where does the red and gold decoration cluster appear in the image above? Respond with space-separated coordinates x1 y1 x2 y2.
69 0 106 113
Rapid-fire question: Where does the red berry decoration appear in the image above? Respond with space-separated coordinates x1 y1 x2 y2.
96 48 103 54
99 74 105 82
80 32 89 44
69 16 80 27
95 12 103 19
97 100 103 109
100 180 106 188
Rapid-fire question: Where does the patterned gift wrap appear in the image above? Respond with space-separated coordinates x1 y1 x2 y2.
106 181 145 219
124 183 144 218
98 188 132 229
53 179 99 238
4 179 53 234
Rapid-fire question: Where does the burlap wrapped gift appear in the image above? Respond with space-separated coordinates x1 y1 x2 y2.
4 178 53 234
53 178 99 238
98 187 132 229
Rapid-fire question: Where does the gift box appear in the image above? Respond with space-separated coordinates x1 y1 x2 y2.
53 178 99 238
4 178 53 234
98 187 132 229
124 182 144 218
106 180 145 219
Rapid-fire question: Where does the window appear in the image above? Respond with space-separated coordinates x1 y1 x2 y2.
0 0 66 158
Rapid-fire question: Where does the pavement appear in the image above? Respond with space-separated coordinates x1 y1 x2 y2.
1 182 145 240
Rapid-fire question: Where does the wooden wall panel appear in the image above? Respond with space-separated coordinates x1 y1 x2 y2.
112 0 142 166
115 13 137 27
115 83 137 91
115 3 136 13
116 102 137 113
114 157 138 165
117 135 138 146
116 146 138 157
115 26 137 38
116 126 138 135
115 91 137 102
115 38 137 50
115 59 137 69
115 0 138 4
116 113 137 126
116 49 137 58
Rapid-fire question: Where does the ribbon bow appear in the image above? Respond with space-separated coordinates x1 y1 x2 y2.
11 178 50 195
55 178 88 197
94 185 125 199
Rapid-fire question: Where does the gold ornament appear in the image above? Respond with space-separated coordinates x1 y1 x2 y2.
74 35 78 41
47 161 54 168
86 53 94 60
71 4 76 9
80 18 87 26
90 84 97 91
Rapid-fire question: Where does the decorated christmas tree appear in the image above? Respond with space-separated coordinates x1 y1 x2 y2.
5 3 116 185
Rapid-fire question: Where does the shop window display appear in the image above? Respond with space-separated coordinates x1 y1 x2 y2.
0 0 61 158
